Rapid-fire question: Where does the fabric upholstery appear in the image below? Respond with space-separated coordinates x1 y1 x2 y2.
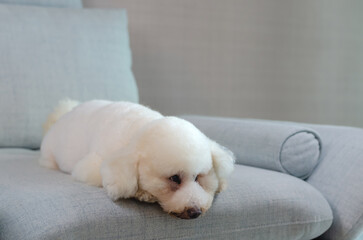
0 4 138 149
0 0 82 7
182 116 321 179
0 149 332 240
303 124 363 240
183 116 363 240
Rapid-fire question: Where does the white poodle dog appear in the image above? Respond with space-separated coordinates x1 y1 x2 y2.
39 100 234 219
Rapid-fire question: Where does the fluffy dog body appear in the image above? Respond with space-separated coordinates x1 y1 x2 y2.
40 100 234 219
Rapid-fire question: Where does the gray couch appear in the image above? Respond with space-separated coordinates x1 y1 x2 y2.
0 1 362 240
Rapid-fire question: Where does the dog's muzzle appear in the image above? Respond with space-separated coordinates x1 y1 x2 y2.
172 207 202 219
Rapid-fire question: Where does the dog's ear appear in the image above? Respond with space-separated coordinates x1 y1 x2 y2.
101 147 140 201
210 140 235 192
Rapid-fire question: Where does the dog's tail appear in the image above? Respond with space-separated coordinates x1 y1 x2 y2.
43 98 80 135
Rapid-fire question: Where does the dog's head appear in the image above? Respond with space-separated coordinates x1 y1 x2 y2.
101 117 234 219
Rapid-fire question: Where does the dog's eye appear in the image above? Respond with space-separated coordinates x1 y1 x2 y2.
169 175 181 184
195 175 199 182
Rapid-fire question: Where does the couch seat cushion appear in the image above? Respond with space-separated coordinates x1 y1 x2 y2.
0 149 332 240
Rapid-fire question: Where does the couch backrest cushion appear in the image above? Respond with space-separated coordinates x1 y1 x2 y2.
0 4 138 149
0 0 82 8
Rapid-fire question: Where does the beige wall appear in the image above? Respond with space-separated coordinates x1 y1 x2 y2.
84 0 363 128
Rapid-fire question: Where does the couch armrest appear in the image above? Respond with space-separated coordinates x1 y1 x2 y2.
303 124 363 240
182 115 322 179
182 115 363 240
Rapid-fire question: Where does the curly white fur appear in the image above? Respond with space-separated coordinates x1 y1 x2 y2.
39 100 234 219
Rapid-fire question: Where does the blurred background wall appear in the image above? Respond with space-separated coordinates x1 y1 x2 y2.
84 0 363 128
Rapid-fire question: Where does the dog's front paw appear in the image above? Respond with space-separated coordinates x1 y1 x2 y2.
100 152 139 200
72 153 103 187
135 190 157 203
104 181 137 201
104 183 123 201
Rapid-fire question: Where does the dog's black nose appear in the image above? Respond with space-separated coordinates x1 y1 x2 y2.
187 208 202 219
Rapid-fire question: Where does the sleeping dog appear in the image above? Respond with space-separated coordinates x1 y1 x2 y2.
39 99 234 219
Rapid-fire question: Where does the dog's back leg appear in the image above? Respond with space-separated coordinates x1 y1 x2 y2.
71 152 103 187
